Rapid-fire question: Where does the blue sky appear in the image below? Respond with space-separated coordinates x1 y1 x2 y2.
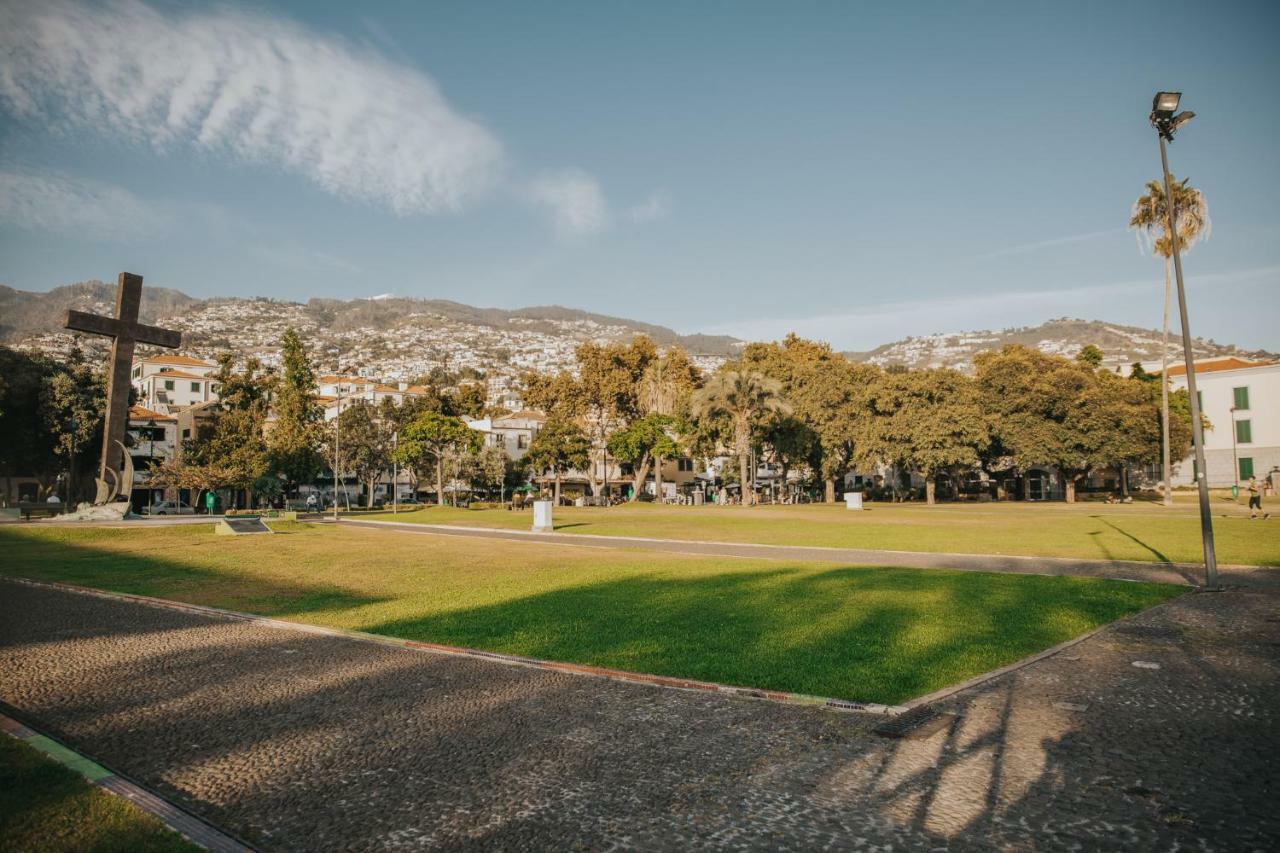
1 0 1277 351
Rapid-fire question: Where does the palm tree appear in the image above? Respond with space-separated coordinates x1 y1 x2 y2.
1130 177 1210 506
640 350 699 499
692 370 790 506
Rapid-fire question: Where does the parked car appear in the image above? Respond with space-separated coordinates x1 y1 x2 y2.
144 500 195 516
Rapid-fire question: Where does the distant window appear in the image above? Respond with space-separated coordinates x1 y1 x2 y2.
1235 419 1252 444
164 380 175 391
182 428 191 439
677 457 694 472
1196 390 1203 411
517 434 528 449
1233 386 1250 411
132 366 140 378
1240 457 1254 479
191 382 201 393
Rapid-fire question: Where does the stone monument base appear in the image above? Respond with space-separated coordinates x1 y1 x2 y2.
58 502 134 522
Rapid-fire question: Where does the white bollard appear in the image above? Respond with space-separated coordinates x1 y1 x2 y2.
843 491 864 511
532 499 554 531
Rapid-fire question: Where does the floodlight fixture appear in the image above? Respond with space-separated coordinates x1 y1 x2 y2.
1153 91 1181 115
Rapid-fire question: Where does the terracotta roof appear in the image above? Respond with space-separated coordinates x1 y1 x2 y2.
138 354 216 367
150 369 215 381
128 405 175 421
1163 357 1276 377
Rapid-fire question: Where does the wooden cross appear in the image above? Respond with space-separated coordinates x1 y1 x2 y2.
65 272 182 490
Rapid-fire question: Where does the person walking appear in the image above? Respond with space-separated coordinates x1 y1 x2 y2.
1247 476 1268 519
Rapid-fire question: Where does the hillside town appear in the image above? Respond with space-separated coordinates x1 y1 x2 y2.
3 327 1275 516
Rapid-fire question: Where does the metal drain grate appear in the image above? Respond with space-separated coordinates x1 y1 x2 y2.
873 705 959 740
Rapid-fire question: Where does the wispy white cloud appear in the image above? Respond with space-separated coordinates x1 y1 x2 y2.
699 266 1280 350
972 228 1127 260
0 0 504 215
0 169 161 239
527 170 609 238
625 190 670 223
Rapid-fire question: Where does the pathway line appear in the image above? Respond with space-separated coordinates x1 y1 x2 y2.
341 518 1207 584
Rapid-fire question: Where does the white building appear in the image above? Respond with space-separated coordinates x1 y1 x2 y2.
131 355 221 414
316 375 432 421
464 411 545 460
1166 357 1279 487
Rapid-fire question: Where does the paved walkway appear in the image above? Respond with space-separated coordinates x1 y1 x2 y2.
2 571 1276 851
344 518 1208 584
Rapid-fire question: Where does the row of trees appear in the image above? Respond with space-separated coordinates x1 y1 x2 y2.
155 328 503 508
1 322 1193 511
518 334 1194 506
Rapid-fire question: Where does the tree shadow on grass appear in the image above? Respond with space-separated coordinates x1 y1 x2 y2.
0 527 387 625
365 566 1177 705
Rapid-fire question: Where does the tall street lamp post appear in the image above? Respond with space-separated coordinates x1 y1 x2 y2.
1150 90 1218 589
333 383 343 523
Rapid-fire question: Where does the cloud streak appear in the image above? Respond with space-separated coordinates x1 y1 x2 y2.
0 169 161 239
972 228 1127 260
0 0 504 215
699 265 1280 350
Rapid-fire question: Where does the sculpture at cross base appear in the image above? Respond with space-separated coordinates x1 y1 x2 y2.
61 272 182 520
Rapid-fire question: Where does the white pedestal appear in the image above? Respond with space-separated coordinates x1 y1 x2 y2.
843 491 864 510
532 500 554 531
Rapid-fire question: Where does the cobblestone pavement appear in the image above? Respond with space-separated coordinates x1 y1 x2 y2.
345 518 1215 584
2 572 1276 851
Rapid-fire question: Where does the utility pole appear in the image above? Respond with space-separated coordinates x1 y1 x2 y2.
333 383 342 522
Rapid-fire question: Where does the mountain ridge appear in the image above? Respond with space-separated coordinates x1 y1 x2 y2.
2 284 1273 382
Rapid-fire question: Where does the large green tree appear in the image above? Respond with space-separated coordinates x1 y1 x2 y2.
398 411 479 505
331 400 390 508
180 354 272 505
741 335 880 501
0 345 105 502
523 418 591 504
868 368 989 505
607 413 680 500
975 345 1122 502
691 370 791 506
266 327 324 495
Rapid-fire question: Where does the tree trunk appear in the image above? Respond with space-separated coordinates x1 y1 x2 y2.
737 419 752 506
654 454 664 502
1065 476 1076 503
1161 258 1173 507
554 471 562 504
367 475 377 508
435 457 444 507
925 475 936 505
824 477 836 503
631 453 653 501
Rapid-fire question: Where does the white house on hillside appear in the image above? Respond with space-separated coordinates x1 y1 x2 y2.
131 354 220 414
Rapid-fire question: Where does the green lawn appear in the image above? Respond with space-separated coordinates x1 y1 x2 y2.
0 523 1182 705
363 499 1280 565
0 735 199 853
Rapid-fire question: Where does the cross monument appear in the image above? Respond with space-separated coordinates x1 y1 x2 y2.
65 272 182 500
